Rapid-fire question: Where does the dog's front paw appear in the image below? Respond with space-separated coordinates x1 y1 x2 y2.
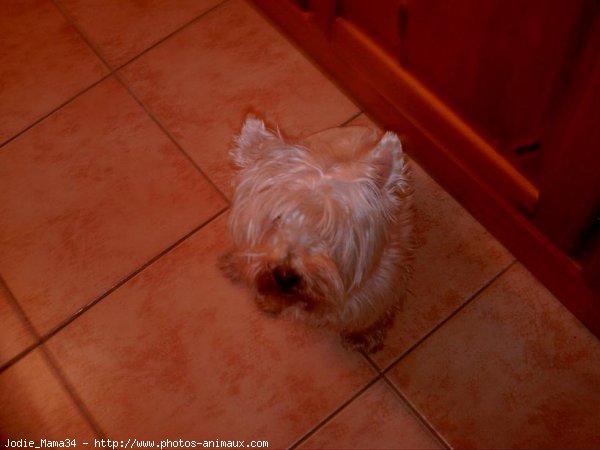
254 294 288 316
341 329 385 354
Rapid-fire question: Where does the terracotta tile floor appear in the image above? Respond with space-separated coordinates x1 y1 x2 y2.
1 1 600 448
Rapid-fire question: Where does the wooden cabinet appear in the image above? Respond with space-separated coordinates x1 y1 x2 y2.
251 0 600 336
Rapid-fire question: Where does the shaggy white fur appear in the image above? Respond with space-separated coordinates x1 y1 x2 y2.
220 116 414 353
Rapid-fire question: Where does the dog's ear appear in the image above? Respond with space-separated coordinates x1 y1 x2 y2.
230 115 280 168
367 132 407 192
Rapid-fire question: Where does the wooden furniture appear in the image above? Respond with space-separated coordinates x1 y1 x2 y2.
250 0 600 336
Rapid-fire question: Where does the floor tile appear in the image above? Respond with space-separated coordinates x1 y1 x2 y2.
46 213 376 446
373 162 514 366
58 0 224 68
0 77 226 336
0 279 35 367
346 115 515 368
0 0 107 145
387 263 600 449
299 379 442 449
119 0 359 197
0 349 96 440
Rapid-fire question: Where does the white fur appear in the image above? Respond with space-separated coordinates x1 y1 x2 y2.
223 116 414 349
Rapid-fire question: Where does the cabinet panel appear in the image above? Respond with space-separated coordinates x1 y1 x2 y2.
330 17 539 212
339 0 588 184
407 1 582 149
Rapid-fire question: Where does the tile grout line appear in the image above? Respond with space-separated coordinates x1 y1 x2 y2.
0 73 113 150
40 345 107 439
287 372 383 450
0 277 106 437
353 263 514 449
0 0 227 152
39 206 229 343
0 277 43 373
113 71 231 205
0 342 39 374
109 0 231 72
339 111 364 127
51 0 231 205
0 207 229 374
50 0 111 64
285 339 405 447
360 347 386 374
357 260 519 449
354 261 520 449
286 283 396 449
379 375 451 449
51 0 230 73
1 0 119 150
381 259 517 374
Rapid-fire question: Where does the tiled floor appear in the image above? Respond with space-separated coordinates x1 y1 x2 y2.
1 1 600 448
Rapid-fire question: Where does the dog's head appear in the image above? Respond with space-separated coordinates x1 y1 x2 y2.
227 116 410 318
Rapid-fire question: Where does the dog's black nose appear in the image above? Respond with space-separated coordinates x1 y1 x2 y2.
272 265 301 293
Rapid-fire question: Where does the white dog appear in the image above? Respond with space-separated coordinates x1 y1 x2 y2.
219 116 414 353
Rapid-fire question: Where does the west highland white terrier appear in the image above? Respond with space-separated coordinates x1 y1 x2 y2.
219 116 414 353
